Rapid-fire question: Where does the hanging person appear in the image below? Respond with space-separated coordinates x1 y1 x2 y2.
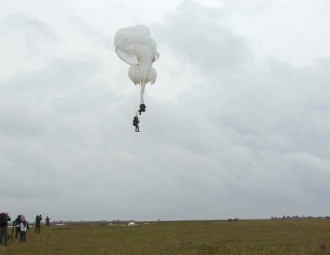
138 104 146 115
133 116 140 132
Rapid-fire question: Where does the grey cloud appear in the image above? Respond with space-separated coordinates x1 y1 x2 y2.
154 0 252 73
4 14 57 39
2 14 58 55
147 1 330 219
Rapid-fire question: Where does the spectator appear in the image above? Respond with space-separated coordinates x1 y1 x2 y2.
46 216 50 226
35 215 42 234
20 217 29 242
14 215 22 239
0 212 11 245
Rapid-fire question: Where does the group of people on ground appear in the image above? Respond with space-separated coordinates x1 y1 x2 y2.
0 212 50 245
133 103 146 132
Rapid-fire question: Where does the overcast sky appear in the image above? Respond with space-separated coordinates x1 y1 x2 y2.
1 0 330 221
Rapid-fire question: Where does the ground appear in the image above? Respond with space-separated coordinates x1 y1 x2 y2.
1 219 330 255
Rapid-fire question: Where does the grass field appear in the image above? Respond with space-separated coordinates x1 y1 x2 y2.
1 219 330 255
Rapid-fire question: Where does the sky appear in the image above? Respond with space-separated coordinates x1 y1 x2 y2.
1 0 330 222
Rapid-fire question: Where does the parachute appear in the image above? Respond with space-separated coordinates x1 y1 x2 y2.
114 25 160 106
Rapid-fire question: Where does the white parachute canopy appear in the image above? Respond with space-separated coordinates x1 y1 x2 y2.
114 25 159 104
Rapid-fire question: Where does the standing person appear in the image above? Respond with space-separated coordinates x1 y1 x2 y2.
14 215 22 239
0 212 11 245
45 216 50 226
20 217 29 242
35 215 42 234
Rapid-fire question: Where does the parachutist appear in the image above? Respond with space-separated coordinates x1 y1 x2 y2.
138 104 146 115
133 116 140 132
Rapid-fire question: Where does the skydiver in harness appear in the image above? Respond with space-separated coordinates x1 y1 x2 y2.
138 103 146 115
133 115 140 132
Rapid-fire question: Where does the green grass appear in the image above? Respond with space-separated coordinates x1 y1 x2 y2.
1 219 330 255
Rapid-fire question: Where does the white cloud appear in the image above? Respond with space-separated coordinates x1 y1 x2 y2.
221 0 330 66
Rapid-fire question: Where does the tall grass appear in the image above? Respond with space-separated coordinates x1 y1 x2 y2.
1 219 330 255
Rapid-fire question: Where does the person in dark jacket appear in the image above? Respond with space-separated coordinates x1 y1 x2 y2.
14 215 22 239
133 116 140 132
35 215 42 233
46 216 50 226
0 212 11 245
138 104 146 115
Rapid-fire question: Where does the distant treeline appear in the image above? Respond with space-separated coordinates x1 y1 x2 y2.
271 216 330 220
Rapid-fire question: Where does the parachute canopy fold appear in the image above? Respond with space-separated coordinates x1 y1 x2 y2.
114 25 159 103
